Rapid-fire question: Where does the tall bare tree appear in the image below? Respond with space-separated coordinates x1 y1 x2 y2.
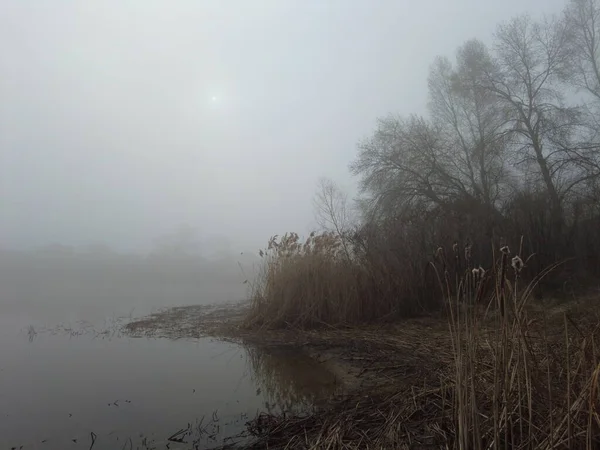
352 11 600 238
351 42 510 221
482 15 585 227
428 39 510 209
563 0 600 202
350 114 467 218
565 0 600 100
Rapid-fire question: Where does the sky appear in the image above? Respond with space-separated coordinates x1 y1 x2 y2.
0 0 568 253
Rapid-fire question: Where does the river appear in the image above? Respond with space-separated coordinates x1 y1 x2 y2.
0 252 340 449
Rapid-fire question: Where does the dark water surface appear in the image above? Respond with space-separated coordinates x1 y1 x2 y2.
0 254 340 449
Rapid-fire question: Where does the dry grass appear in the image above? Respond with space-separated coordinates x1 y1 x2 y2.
240 240 600 449
244 232 372 328
243 229 445 329
243 344 344 413
443 243 600 449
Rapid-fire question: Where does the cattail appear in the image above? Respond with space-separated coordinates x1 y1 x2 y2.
500 245 510 255
478 266 486 278
471 266 486 280
452 242 459 254
511 255 524 273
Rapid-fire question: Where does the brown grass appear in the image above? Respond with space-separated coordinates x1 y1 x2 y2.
240 238 600 449
243 228 446 329
442 242 600 449
244 232 372 329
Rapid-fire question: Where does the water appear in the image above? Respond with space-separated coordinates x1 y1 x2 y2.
0 253 340 449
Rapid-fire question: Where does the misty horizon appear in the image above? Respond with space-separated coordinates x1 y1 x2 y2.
1 0 567 253
2 1 600 448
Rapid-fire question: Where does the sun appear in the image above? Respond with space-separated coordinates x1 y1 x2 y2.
211 96 218 102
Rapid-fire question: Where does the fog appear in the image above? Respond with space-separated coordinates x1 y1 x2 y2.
1 0 566 254
3 2 588 448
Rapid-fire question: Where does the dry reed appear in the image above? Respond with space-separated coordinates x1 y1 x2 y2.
240 241 600 449
440 242 600 449
244 232 371 328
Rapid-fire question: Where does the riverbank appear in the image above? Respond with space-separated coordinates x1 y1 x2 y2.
125 301 455 395
124 294 600 449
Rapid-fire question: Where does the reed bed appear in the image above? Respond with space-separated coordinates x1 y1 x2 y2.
241 238 600 449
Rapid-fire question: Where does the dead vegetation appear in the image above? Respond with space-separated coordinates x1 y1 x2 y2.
240 240 600 449
239 0 600 445
121 238 600 448
126 1 600 446
243 232 373 329
124 301 249 340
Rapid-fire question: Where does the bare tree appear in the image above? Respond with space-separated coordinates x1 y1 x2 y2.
562 0 600 201
351 41 509 222
428 39 510 210
350 114 464 219
482 14 585 227
312 177 353 259
313 177 353 234
565 0 600 100
352 12 600 241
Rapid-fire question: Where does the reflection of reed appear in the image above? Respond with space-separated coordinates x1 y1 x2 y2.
244 344 340 413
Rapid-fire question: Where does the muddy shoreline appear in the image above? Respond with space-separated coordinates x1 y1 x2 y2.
123 296 600 449
123 301 458 448
124 302 453 397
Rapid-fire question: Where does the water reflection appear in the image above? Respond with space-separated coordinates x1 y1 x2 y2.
2 322 340 450
245 345 342 414
0 252 340 449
